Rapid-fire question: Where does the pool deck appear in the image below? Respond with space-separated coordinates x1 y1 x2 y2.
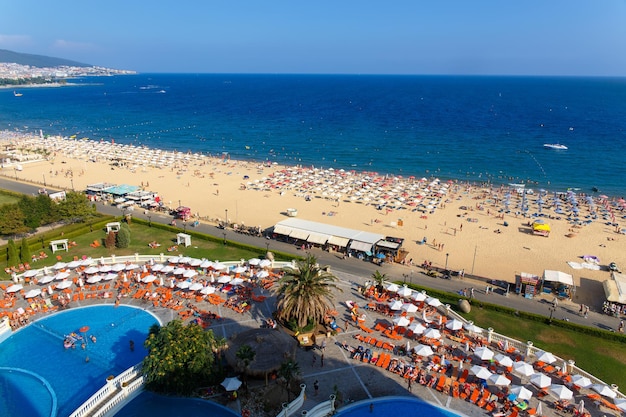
4 268 622 417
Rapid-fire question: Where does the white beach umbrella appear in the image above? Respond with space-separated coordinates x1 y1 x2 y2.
426 297 442 307
183 270 198 278
230 277 245 286
173 267 187 275
200 260 213 269
494 353 514 368
53 262 67 270
591 384 617 399
510 385 533 401
54 271 70 281
167 256 180 264
200 286 216 295
550 384 573 400
256 270 269 279
81 258 94 266
188 282 203 291
490 373 512 387
248 258 261 266
39 275 55 284
125 264 139 271
408 322 426 334
535 350 557 364
386 283 400 292
99 264 112 273
213 263 227 271
232 266 247 274
176 281 191 289
446 319 464 331
258 259 271 268
570 375 592 388
614 398 626 412
217 275 232 284
161 265 175 274
221 377 242 392
84 266 100 275
111 263 126 272
393 316 411 327
464 323 483 334
66 260 82 269
178 256 191 264
86 275 102 284
412 291 427 302
142 275 157 283
24 289 42 298
530 373 552 389
401 303 418 313
104 273 118 281
513 361 535 377
388 300 403 310
470 365 493 380
188 258 202 267
423 328 441 339
23 269 40 278
56 280 73 290
474 346 495 361
150 263 164 272
413 344 434 357
396 285 413 298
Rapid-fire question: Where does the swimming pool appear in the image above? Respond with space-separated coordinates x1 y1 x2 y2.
335 396 466 417
0 305 159 417
114 391 239 417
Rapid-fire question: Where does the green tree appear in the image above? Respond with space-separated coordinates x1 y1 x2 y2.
55 191 96 222
371 270 387 293
235 344 256 390
142 320 225 395
0 204 28 236
19 238 31 265
272 254 341 329
278 359 301 402
6 239 18 267
116 223 131 248
105 231 116 249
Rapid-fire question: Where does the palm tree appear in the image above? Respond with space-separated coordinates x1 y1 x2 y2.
273 253 341 329
278 359 301 402
371 270 387 293
236 344 256 390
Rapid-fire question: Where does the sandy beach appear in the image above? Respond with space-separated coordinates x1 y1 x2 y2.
2 132 625 291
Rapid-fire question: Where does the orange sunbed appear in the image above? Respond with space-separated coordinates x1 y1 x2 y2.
435 375 446 391
469 388 480 403
359 323 374 333
458 369 469 383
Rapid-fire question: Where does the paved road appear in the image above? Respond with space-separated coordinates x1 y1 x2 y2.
0 176 622 333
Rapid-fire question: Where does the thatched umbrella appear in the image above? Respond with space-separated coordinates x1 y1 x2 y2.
225 328 297 379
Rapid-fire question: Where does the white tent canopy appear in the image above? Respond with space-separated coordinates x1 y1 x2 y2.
543 270 574 286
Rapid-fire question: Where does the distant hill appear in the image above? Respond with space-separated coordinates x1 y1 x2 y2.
0 49 90 68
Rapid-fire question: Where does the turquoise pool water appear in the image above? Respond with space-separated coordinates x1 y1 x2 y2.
336 397 466 417
115 391 238 417
0 305 158 417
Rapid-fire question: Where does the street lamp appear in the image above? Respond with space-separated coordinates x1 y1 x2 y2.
548 305 557 324
445 253 449 272
147 214 152 227
183 220 187 232
70 177 74 190
222 231 227 246
265 242 270 253
225 209 228 227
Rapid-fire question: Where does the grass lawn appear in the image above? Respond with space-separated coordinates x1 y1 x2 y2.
464 307 626 389
8 222 275 273
0 194 19 206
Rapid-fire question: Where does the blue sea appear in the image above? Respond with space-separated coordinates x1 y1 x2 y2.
2 74 626 195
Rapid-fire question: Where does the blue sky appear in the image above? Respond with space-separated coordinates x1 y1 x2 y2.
1 0 625 76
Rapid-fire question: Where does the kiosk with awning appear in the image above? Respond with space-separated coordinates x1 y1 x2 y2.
516 272 540 298
542 270 574 298
603 272 626 305
272 218 384 254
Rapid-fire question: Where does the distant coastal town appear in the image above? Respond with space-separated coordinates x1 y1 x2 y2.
0 62 135 86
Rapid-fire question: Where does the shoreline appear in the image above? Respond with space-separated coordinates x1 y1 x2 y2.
1 132 625 301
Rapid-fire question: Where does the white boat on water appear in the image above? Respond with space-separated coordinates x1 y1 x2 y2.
544 143 568 150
